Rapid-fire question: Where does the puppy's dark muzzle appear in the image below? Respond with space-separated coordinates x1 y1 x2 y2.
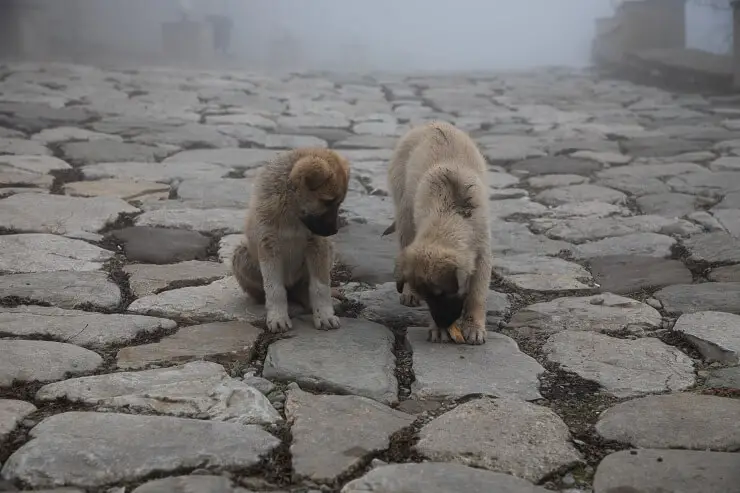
426 295 464 330
301 212 339 237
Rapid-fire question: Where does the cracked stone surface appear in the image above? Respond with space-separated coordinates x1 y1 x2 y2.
414 398 582 483
2 61 739 493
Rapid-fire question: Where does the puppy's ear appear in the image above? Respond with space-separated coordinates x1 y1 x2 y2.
455 267 471 297
290 156 330 191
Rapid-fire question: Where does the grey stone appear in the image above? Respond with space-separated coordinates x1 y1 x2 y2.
131 124 239 149
334 135 397 149
712 208 740 237
479 136 547 163
340 194 395 225
572 233 676 259
710 156 740 171
655 283 740 315
688 210 727 231
0 399 36 444
488 171 520 189
414 397 581 482
0 234 113 273
595 175 671 196
596 161 708 181
673 311 740 364
175 178 251 209
0 155 70 174
667 171 740 197
0 193 139 234
489 198 548 219
0 412 279 488
0 271 121 310
621 137 707 157
0 340 103 386
264 133 327 148
570 150 631 165
490 220 574 257
82 161 229 183
0 137 52 156
135 207 243 234
588 255 693 294
0 102 95 133
0 167 54 189
262 317 398 405
595 393 740 451
162 148 275 170
538 215 699 244
341 462 550 493
127 277 307 324
60 140 169 166
594 449 740 493
116 321 260 369
37 361 281 425
526 174 588 190
286 387 415 481
709 264 740 282
124 261 227 297
0 305 176 349
407 328 544 401
535 184 626 206
31 126 123 145
706 367 740 389
492 255 594 292
510 156 602 176
110 226 211 264
537 201 624 220
507 293 662 338
636 193 705 217
132 475 252 493
543 331 695 398
277 114 351 130
63 179 170 201
334 222 396 284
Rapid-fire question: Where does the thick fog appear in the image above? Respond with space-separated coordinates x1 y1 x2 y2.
5 0 735 72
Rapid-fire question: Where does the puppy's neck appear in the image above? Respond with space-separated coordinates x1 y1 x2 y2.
415 214 472 252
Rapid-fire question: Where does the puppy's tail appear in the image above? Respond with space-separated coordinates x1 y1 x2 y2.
382 221 396 236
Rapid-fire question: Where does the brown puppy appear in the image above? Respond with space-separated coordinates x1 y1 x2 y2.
388 121 491 345
231 148 350 333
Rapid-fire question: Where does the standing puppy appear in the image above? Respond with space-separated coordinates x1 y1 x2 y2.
231 148 350 333
388 121 491 345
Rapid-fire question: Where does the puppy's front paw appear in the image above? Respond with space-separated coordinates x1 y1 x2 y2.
428 326 451 343
400 285 421 307
314 313 340 330
266 310 292 333
460 319 486 345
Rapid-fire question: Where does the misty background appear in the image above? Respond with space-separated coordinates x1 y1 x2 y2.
3 0 734 72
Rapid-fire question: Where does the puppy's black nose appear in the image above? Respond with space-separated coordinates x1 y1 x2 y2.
301 214 338 237
427 295 464 329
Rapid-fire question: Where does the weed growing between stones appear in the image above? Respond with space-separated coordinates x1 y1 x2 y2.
48 167 84 195
97 211 142 236
393 333 414 401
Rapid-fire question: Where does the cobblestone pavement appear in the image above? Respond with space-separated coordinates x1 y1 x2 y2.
0 61 739 493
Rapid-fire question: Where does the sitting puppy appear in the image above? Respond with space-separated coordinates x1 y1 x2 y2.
388 121 491 345
231 148 350 333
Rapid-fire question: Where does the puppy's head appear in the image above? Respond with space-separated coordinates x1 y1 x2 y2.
289 149 350 237
395 244 474 330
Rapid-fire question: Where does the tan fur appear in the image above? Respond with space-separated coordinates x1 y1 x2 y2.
388 121 491 345
231 148 350 333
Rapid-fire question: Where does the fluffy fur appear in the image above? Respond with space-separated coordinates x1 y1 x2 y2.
388 121 491 345
231 148 350 333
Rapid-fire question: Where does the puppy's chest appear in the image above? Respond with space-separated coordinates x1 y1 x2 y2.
277 230 309 274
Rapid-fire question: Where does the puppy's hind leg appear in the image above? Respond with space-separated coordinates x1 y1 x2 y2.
458 254 492 345
231 242 265 303
258 237 292 333
306 237 340 330
394 212 422 308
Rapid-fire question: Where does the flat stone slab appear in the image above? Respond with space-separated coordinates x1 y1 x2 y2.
334 222 397 284
0 411 280 488
543 331 695 398
341 462 549 493
0 193 139 234
535 215 698 244
262 317 398 405
0 340 103 386
510 156 601 176
527 174 588 190
135 207 243 234
82 161 229 183
115 320 260 369
655 283 740 315
59 140 170 165
535 184 626 206
163 148 275 169
673 311 740 364
594 449 740 493
407 328 544 401
132 475 251 493
37 361 281 425
492 255 594 292
636 192 704 217
110 226 211 264
0 234 113 273
0 271 121 310
0 306 175 349
63 178 170 201
31 126 123 145
683 232 740 264
131 124 240 149
507 293 662 338
572 233 676 259
0 137 51 155
588 255 692 294
174 178 251 209
0 399 36 444
490 220 574 257
706 367 740 390
709 264 740 282
415 397 582 483
124 260 227 297
127 276 306 324
595 393 740 450
286 386 415 481
0 154 71 174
